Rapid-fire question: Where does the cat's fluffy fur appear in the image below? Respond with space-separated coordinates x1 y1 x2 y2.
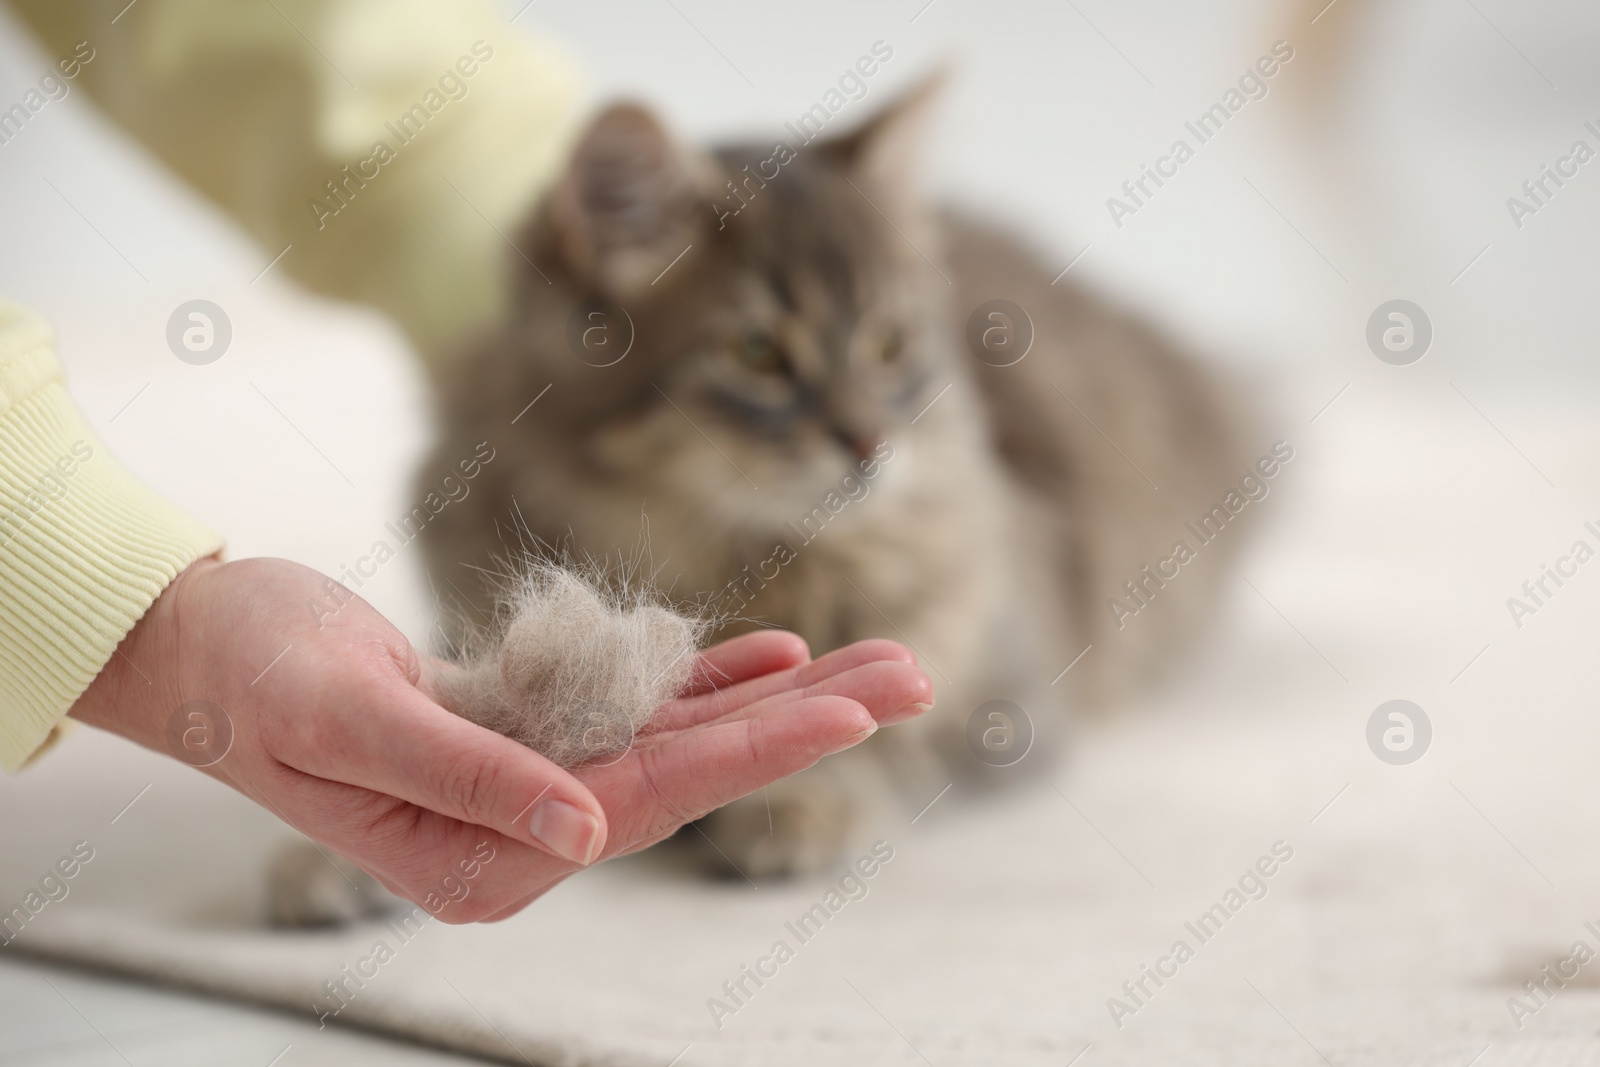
435 561 706 768
418 81 1254 877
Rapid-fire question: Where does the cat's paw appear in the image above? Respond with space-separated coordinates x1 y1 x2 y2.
694 777 857 880
265 840 398 928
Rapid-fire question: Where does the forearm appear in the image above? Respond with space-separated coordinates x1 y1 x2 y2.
64 557 215 752
0 302 222 770
8 0 581 362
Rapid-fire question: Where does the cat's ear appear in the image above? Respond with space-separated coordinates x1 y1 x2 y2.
544 104 709 294
818 67 949 196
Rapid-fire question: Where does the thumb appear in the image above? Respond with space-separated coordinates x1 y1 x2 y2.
282 669 609 867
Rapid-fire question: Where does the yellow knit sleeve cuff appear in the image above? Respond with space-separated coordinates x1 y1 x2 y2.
0 303 223 771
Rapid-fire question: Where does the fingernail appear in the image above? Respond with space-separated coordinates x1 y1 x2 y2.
828 721 878 755
880 700 934 727
529 799 601 865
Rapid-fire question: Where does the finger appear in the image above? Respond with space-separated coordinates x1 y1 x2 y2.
648 638 918 734
269 677 609 867
476 658 926 923
672 658 934 736
239 759 565 924
411 688 885 924
796 658 934 725
678 630 810 697
379 654 926 917
584 695 878 854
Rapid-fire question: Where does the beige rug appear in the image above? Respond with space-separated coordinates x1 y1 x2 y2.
5 390 1600 1066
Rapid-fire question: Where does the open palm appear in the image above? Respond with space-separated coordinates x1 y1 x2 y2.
72 557 933 922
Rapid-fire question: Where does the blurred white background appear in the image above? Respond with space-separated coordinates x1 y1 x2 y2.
2 2 1599 1063
5 0 1600 371
1 0 1596 644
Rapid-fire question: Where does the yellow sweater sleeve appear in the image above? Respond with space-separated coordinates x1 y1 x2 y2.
0 3 580 769
8 0 581 362
0 302 223 771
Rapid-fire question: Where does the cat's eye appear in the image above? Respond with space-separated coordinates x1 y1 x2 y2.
731 330 787 375
879 329 905 364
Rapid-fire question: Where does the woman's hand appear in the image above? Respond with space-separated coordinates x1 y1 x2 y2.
71 557 933 921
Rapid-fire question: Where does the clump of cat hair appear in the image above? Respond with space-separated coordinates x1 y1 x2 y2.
434 561 711 767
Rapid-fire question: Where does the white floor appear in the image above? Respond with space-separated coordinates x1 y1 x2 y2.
0 960 495 1067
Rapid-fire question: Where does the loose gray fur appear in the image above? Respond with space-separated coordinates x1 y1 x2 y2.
434 562 708 768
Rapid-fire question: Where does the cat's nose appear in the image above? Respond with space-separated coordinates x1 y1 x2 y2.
833 427 883 462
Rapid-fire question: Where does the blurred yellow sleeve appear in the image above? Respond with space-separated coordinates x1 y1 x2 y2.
9 0 581 361
0 301 223 771
0 2 577 767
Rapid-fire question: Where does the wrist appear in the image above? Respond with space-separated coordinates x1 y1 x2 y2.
69 557 218 752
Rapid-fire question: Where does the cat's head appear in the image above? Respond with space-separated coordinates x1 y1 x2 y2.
504 78 955 521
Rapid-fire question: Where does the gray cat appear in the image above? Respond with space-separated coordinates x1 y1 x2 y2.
417 80 1254 879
